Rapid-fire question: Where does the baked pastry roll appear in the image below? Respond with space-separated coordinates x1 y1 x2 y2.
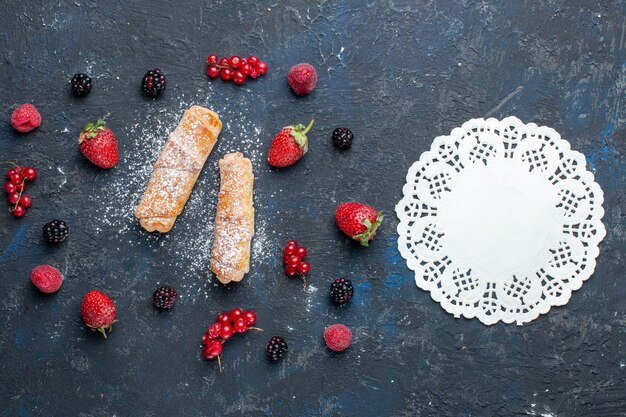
210 152 254 284
135 106 222 233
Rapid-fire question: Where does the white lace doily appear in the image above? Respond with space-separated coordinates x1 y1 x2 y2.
395 117 606 325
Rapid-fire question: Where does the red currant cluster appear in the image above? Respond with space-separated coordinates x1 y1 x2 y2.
283 240 311 288
201 308 261 371
4 165 37 217
206 54 268 85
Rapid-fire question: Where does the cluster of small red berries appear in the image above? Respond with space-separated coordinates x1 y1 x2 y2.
201 308 260 371
282 240 311 288
4 165 37 217
206 54 268 85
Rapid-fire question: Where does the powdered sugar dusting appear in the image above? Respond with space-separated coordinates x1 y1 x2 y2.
87 91 272 301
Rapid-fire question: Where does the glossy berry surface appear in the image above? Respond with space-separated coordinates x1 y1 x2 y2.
233 318 247 333
243 310 257 326
228 55 241 68
329 278 354 307
19 195 31 208
229 307 244 322
217 312 231 325
12 205 25 217
220 324 234 340
142 68 167 96
8 193 19 205
297 262 311 274
207 54 218 65
42 220 69 244
22 167 37 181
207 65 220 78
233 70 246 85
205 322 222 340
4 182 16 194
332 127 354 150
266 336 288 361
152 285 178 309
71 73 92 97
9 172 22 185
221 67 234 81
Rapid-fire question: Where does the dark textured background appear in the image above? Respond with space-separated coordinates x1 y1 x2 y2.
0 1 625 416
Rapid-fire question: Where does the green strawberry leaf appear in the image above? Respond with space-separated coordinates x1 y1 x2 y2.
352 212 384 247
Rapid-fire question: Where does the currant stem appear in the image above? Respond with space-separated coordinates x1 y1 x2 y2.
248 327 264 332
300 274 307 290
217 354 222 373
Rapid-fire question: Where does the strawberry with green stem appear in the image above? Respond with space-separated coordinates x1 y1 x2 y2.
268 119 314 168
334 202 384 247
78 119 119 168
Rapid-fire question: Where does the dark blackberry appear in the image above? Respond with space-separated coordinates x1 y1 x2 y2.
142 68 167 97
331 127 353 150
71 73 92 97
266 336 288 361
329 277 354 307
42 220 69 244
152 285 178 309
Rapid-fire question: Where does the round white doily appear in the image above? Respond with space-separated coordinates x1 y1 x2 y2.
395 117 606 325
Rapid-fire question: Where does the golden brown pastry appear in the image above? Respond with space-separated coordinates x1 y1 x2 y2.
134 106 222 233
210 152 254 284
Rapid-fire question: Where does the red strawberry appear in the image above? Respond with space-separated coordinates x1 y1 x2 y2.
334 202 384 247
268 119 314 167
78 119 119 168
81 290 117 338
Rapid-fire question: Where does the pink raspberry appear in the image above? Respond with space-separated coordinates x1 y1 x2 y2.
324 323 352 352
11 103 41 133
31 265 63 293
288 63 317 95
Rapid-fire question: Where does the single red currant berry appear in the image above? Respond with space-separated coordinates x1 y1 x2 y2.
288 255 302 265
202 344 213 359
6 168 16 178
233 70 246 85
286 240 297 247
207 65 221 78
229 307 244 322
207 54 218 65
296 246 307 258
247 55 259 66
228 55 241 69
234 318 247 333
207 322 222 339
240 62 251 75
217 312 231 325
9 172 22 185
4 182 16 194
284 243 297 256
8 193 20 205
20 195 32 208
248 68 259 79
243 310 257 326
22 167 37 181
219 57 229 67
297 261 311 274
282 253 292 264
285 264 298 277
220 323 234 340
12 205 25 217
256 61 268 75
208 340 223 356
221 67 234 81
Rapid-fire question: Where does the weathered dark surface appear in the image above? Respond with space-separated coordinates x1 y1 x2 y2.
0 1 625 416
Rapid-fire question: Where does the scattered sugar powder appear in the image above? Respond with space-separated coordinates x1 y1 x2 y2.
87 90 274 301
